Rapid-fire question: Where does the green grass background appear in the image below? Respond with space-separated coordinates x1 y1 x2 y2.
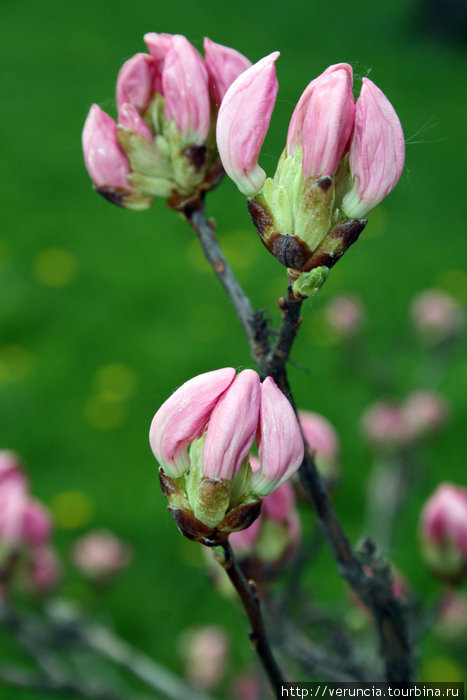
1 0 466 696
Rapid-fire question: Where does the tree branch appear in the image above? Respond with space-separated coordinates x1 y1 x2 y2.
186 202 413 683
218 540 285 693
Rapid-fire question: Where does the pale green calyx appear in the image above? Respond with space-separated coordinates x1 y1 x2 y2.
247 148 367 276
118 94 217 204
292 266 329 299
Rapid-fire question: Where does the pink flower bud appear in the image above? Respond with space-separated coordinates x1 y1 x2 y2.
217 52 280 195
22 500 52 547
229 514 263 552
342 77 405 218
403 391 449 439
0 450 27 488
262 479 295 522
149 368 236 477
82 105 132 190
143 32 174 94
0 478 28 546
29 546 61 593
421 484 467 561
287 63 355 178
116 53 157 112
179 626 229 690
252 377 304 496
410 289 464 342
325 293 365 338
72 530 132 581
203 370 260 481
203 37 252 107
118 103 153 141
230 477 301 567
361 400 414 448
162 35 211 143
299 410 339 461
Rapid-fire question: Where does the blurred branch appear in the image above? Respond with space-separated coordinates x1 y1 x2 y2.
218 540 285 693
78 621 213 700
1 600 211 700
185 201 413 683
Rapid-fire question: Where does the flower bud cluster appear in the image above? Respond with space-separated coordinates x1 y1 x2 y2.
420 483 467 583
217 58 404 286
82 35 251 210
0 451 59 593
149 368 304 544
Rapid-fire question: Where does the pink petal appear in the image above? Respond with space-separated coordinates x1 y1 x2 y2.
216 52 279 195
149 368 236 477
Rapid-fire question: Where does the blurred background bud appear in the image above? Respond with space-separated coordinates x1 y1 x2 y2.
410 289 464 344
178 625 229 690
299 410 340 487
420 483 467 583
72 529 132 584
324 293 365 339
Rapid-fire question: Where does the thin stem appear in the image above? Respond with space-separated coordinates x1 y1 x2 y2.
219 541 285 693
186 202 412 682
182 201 270 367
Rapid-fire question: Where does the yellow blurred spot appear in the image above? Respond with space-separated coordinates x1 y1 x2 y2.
50 490 93 529
93 363 138 401
0 240 8 270
188 303 226 342
363 206 387 240
34 248 77 287
85 395 126 431
436 269 467 303
0 345 33 384
420 657 464 683
220 230 258 270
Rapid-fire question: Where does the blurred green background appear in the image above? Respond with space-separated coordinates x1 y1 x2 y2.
1 0 466 696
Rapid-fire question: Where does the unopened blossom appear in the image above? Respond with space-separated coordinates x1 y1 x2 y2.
342 78 405 218
22 500 52 548
410 289 464 343
420 483 467 582
299 410 340 485
178 626 229 690
403 391 449 439
204 37 252 107
0 452 55 589
216 52 279 195
361 400 415 449
0 451 26 486
29 546 61 593
217 60 404 292
434 591 467 643
150 369 303 543
325 294 365 338
83 33 250 210
72 530 132 582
